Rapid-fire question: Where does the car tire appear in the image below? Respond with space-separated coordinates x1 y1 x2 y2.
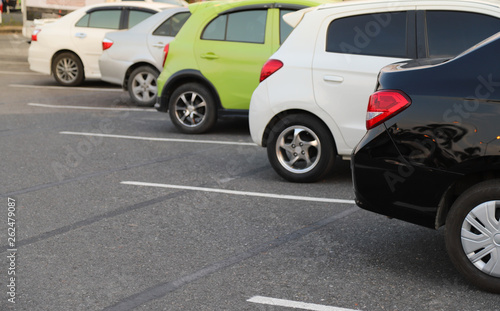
267 114 336 183
445 179 500 294
52 52 84 86
168 83 217 134
128 66 159 107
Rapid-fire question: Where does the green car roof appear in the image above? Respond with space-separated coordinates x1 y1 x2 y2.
189 0 338 15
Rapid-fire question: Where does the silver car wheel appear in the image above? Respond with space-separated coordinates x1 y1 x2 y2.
461 200 500 277
131 71 157 103
56 57 79 84
173 91 207 127
275 125 321 174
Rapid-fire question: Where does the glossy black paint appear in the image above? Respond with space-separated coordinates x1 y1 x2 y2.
352 32 500 229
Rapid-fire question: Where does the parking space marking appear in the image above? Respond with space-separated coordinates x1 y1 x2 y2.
247 296 358 311
121 181 356 204
0 70 42 75
30 103 154 112
11 84 123 92
61 132 258 146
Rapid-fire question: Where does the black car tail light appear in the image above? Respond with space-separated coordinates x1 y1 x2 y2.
260 59 283 82
366 90 411 130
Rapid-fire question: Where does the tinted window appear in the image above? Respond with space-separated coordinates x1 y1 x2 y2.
202 10 267 43
202 15 227 40
327 12 408 58
426 11 500 57
280 9 294 44
128 10 155 28
88 10 121 29
76 14 90 27
153 12 191 36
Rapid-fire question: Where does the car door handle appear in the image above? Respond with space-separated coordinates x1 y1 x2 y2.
323 75 344 83
152 42 165 48
75 32 87 39
200 53 219 60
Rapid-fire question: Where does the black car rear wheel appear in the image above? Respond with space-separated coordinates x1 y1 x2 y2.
445 179 500 293
168 83 217 134
267 114 335 183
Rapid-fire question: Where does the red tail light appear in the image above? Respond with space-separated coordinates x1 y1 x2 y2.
31 29 41 42
366 90 411 130
102 38 113 51
162 43 169 67
260 59 283 82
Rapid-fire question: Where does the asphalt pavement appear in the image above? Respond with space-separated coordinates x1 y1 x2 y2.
1 33 500 311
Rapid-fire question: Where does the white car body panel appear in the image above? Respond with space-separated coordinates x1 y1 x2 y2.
99 7 189 87
249 0 500 160
28 2 178 81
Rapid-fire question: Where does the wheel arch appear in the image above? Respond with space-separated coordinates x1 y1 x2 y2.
123 62 159 91
51 50 84 76
435 169 500 229
158 70 221 112
262 109 337 152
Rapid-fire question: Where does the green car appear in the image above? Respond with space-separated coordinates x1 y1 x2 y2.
155 0 337 133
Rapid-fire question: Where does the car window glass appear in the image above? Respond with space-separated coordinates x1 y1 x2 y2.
76 13 90 27
326 12 408 58
202 15 227 40
128 10 155 28
426 11 500 57
153 12 191 36
226 10 266 43
280 9 294 44
202 10 267 43
79 10 121 29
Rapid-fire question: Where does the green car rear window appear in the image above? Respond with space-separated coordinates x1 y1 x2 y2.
202 10 267 44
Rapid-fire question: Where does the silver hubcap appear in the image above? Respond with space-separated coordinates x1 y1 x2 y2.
174 91 206 127
275 125 320 174
461 200 500 277
56 58 78 83
131 72 157 102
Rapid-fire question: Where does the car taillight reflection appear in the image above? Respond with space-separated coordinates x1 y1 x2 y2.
102 38 113 51
162 43 169 67
366 90 411 130
260 59 283 82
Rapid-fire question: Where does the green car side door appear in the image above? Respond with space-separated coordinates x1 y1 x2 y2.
193 7 286 110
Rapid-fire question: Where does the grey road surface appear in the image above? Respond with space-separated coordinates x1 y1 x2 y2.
0 33 499 311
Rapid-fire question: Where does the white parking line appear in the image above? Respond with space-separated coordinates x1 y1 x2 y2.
30 103 154 112
121 181 356 204
61 132 257 146
247 296 359 311
11 84 123 92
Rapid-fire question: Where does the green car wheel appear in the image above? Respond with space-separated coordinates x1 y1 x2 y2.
168 83 217 134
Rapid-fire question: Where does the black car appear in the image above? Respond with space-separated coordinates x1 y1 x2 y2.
351 33 500 293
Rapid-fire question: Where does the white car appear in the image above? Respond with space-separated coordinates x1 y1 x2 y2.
99 7 190 106
249 0 500 183
28 1 181 86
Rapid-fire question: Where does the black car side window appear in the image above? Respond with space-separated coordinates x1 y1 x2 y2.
425 11 500 57
202 10 267 44
326 12 408 58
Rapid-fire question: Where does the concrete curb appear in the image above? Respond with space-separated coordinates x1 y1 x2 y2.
0 26 22 33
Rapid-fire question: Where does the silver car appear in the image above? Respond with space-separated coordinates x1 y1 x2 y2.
99 7 190 106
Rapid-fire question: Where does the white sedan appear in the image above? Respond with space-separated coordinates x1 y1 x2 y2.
28 1 181 86
99 7 190 106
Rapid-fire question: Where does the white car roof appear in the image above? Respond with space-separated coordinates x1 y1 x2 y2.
285 0 500 27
